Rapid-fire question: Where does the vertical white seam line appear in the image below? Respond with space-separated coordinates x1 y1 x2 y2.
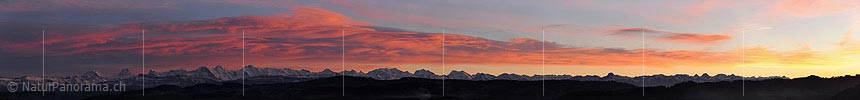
742 28 746 96
442 29 446 97
542 29 546 97
42 29 45 96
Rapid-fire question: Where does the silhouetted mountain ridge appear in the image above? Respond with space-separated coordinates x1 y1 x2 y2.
0 65 787 90
72 75 860 100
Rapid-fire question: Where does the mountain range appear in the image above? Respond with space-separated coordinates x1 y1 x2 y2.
0 65 787 90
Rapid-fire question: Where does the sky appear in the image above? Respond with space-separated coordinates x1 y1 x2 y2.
2 0 860 78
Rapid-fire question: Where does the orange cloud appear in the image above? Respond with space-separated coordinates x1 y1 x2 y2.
610 27 733 45
659 32 733 45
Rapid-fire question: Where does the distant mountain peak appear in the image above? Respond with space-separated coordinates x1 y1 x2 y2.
413 69 438 79
449 70 468 74
117 68 131 76
81 70 104 78
321 69 335 73
112 68 133 79
447 70 472 80
498 73 529 80
244 65 257 69
414 69 434 74
316 69 338 76
367 68 411 80
194 66 212 72
341 70 365 77
148 69 157 73
806 75 821 79
214 66 226 71
472 73 497 81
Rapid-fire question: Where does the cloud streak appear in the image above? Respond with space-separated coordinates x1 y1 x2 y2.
610 27 733 45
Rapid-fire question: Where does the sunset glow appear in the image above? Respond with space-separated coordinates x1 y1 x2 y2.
2 0 860 78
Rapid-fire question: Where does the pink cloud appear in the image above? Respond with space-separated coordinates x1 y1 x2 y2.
765 0 860 18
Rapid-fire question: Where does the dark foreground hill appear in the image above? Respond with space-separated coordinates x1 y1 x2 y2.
4 75 860 100
559 75 860 100
80 76 635 100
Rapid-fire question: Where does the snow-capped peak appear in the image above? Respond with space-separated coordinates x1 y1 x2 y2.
112 68 133 79
81 70 104 78
447 70 472 80
413 69 439 79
